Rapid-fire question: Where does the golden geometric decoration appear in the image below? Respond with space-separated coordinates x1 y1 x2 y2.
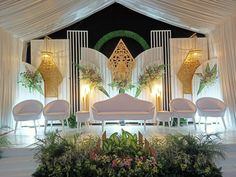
38 51 63 97
108 39 135 82
177 49 201 94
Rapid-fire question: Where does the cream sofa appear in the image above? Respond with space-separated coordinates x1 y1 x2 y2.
91 93 155 131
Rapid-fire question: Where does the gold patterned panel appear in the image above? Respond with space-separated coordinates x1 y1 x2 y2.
108 39 135 82
177 49 201 94
38 51 63 97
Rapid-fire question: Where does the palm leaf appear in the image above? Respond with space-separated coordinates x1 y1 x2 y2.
97 85 110 98
211 64 217 75
195 73 203 78
197 80 206 95
135 86 142 97
205 63 211 74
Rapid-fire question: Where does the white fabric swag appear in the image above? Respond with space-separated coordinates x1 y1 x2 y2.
0 0 236 41
0 27 23 128
208 16 236 128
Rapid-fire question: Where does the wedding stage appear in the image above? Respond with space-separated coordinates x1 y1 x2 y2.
1 1 236 177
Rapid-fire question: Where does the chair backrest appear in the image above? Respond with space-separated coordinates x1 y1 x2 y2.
170 98 196 112
13 99 43 115
92 93 154 112
196 97 226 111
43 100 70 114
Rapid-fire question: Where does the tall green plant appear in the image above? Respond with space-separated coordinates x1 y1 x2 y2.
102 130 145 157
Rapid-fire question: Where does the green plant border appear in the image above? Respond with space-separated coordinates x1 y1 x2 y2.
94 30 150 51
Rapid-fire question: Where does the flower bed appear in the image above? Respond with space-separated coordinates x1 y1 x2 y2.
33 131 224 177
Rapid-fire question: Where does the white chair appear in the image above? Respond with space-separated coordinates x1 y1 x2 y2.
196 97 226 131
13 100 43 134
43 100 70 133
170 98 197 130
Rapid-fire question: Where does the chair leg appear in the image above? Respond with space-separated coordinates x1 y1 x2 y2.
192 117 197 130
102 121 105 132
62 120 64 131
178 118 180 127
221 116 227 130
198 116 202 124
33 120 37 135
144 120 146 131
66 119 69 127
14 121 18 134
44 120 48 133
205 116 207 132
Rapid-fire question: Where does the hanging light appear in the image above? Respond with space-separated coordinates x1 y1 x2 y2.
37 36 63 97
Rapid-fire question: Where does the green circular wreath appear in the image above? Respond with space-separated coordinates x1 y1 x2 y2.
94 30 150 51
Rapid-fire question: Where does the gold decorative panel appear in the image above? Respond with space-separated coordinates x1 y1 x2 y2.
38 51 63 97
177 49 201 94
108 39 135 82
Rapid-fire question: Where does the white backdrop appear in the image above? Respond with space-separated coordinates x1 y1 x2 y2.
170 38 208 99
80 47 163 122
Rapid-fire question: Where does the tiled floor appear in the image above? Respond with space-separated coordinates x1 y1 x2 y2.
3 122 236 147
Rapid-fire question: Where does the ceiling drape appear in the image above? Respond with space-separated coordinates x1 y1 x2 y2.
0 0 236 41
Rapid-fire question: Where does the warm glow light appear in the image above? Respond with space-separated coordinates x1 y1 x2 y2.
81 84 90 96
152 84 161 96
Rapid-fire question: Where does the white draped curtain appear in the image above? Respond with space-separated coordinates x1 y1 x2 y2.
208 16 236 128
0 27 23 128
170 38 208 99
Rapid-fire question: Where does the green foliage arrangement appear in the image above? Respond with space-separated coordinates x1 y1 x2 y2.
109 79 135 94
64 114 77 128
76 64 110 97
94 30 150 51
33 131 224 177
151 133 224 177
0 136 10 158
18 66 43 95
196 63 218 95
135 64 165 97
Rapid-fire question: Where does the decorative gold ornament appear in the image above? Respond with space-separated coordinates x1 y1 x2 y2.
108 39 135 82
38 37 63 97
177 49 201 94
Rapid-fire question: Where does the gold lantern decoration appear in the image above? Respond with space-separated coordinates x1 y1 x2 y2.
177 49 201 94
38 37 63 97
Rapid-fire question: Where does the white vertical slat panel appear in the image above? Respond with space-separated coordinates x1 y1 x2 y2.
67 30 88 113
150 30 171 110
